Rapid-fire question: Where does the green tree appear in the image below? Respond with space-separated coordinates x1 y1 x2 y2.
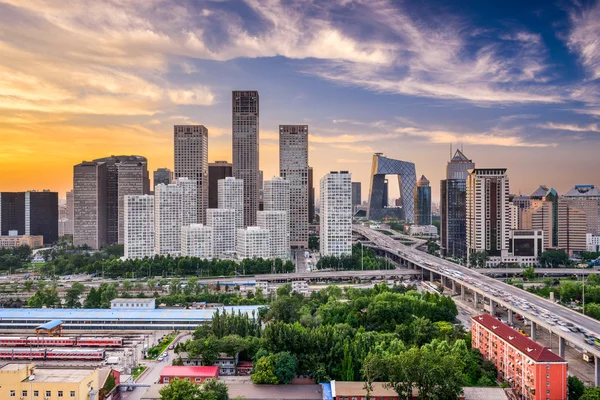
23 280 34 293
272 352 297 384
122 280 133 295
523 265 536 281
159 378 201 400
581 387 600 400
568 375 585 400
64 282 86 308
540 250 569 267
251 356 278 384
200 379 228 400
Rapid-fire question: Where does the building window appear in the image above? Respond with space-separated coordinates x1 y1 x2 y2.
58 390 64 397
34 391 39 397
46 391 52 397
70 391 76 397
22 391 28 397
196 378 201 382
10 390 15 397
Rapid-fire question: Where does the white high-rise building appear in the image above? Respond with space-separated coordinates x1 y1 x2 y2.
236 227 270 259
218 177 244 229
257 210 289 259
264 177 290 212
174 125 208 223
124 195 154 259
176 177 198 227
466 168 510 267
206 208 236 257
320 171 352 256
181 224 213 259
279 125 309 248
154 183 182 256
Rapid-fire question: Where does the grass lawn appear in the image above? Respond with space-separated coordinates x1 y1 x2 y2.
132 366 147 380
145 333 176 360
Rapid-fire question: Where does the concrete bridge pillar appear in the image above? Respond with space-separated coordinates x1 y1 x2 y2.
531 322 537 341
507 309 513 325
595 356 599 387
430 271 434 283
474 292 479 305
460 285 465 300
441 275 446 287
489 299 495 315
451 280 457 295
558 336 566 359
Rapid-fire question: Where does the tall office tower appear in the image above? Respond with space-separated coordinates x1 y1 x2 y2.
174 125 209 223
508 203 519 230
232 91 259 226
466 168 510 267
257 210 289 259
320 171 352 257
66 190 74 223
511 194 532 229
218 177 244 229
545 188 559 247
562 185 600 235
279 125 309 248
0 191 59 244
414 175 431 225
440 149 475 259
176 177 198 227
117 158 151 244
522 199 553 251
154 183 182 256
382 179 389 207
124 195 154 259
206 208 236 257
73 161 108 249
308 167 315 223
259 169 265 212
92 155 150 245
264 177 291 212
352 182 362 208
208 161 233 208
181 224 213 258
236 227 270 259
153 168 173 187
558 200 587 255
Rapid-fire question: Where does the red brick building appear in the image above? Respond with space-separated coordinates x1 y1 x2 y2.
472 314 567 400
159 366 219 384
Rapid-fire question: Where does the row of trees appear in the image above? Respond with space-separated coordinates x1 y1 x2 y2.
159 378 231 400
0 245 34 272
316 244 387 271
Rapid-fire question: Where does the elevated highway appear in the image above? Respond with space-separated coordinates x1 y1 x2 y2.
353 224 600 386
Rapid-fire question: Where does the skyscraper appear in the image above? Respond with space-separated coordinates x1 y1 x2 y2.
279 125 309 248
236 227 270 259
124 195 154 259
153 168 173 187
208 161 233 209
466 168 510 267
352 182 362 208
174 125 209 223
66 190 74 224
414 175 431 225
176 177 198 227
206 208 236 257
0 191 59 244
264 177 290 213
558 200 587 255
440 149 475 259
73 161 108 249
562 185 600 235
308 167 315 224
257 210 289 259
181 224 213 259
154 183 182 256
522 199 553 251
232 91 259 226
218 177 244 229
320 171 352 257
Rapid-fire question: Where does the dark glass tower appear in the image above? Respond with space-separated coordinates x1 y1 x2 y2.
0 191 58 244
208 161 233 209
415 175 431 225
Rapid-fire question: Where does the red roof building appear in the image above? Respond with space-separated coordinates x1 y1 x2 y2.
472 314 567 400
159 366 219 384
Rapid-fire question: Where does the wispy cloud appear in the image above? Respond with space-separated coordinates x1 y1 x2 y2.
567 2 600 80
538 122 600 133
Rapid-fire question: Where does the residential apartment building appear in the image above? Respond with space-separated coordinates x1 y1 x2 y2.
279 124 309 248
154 184 182 256
0 190 58 245
73 161 108 249
263 177 290 212
236 227 270 259
153 168 173 187
181 224 213 259
414 175 432 226
320 171 352 257
257 210 289 259
562 184 600 235
587 233 600 252
124 195 154 259
466 168 510 267
174 125 209 223
176 177 198 227
232 91 260 226
558 199 587 255
218 177 244 229
440 149 475 259
208 161 233 208
472 314 567 400
206 208 236 257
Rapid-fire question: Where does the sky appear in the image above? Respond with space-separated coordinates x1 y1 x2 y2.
1 0 600 203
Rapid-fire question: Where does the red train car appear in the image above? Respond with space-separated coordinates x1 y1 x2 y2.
76 337 123 347
27 336 76 347
46 349 104 361
0 337 28 346
0 349 45 360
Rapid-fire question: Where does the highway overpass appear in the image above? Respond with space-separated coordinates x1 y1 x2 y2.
353 224 600 386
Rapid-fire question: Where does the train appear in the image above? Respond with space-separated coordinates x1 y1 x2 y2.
0 336 122 347
0 348 105 361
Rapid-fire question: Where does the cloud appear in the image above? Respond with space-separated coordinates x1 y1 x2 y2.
168 88 215 105
538 122 600 133
567 2 600 80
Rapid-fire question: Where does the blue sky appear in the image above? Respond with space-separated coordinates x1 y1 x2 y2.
0 0 599 202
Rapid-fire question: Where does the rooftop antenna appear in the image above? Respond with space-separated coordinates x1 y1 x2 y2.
461 142 464 153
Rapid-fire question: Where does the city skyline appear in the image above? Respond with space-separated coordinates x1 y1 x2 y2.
1 1 600 202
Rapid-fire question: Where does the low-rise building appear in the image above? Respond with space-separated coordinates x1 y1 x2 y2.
159 366 219 384
110 298 155 310
235 361 253 376
408 225 438 237
292 281 309 296
587 233 600 252
178 352 238 376
0 234 43 249
471 314 567 400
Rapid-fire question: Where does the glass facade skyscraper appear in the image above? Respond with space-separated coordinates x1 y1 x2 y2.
414 175 431 225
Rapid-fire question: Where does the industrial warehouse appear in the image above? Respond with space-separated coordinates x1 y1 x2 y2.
0 306 263 331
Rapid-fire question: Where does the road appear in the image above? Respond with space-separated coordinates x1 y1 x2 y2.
354 225 600 369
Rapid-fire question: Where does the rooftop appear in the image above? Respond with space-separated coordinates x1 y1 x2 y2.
564 184 600 197
35 319 63 330
1 363 27 371
450 149 472 162
143 383 325 400
24 368 94 383
160 366 219 378
472 314 565 363
110 298 154 304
